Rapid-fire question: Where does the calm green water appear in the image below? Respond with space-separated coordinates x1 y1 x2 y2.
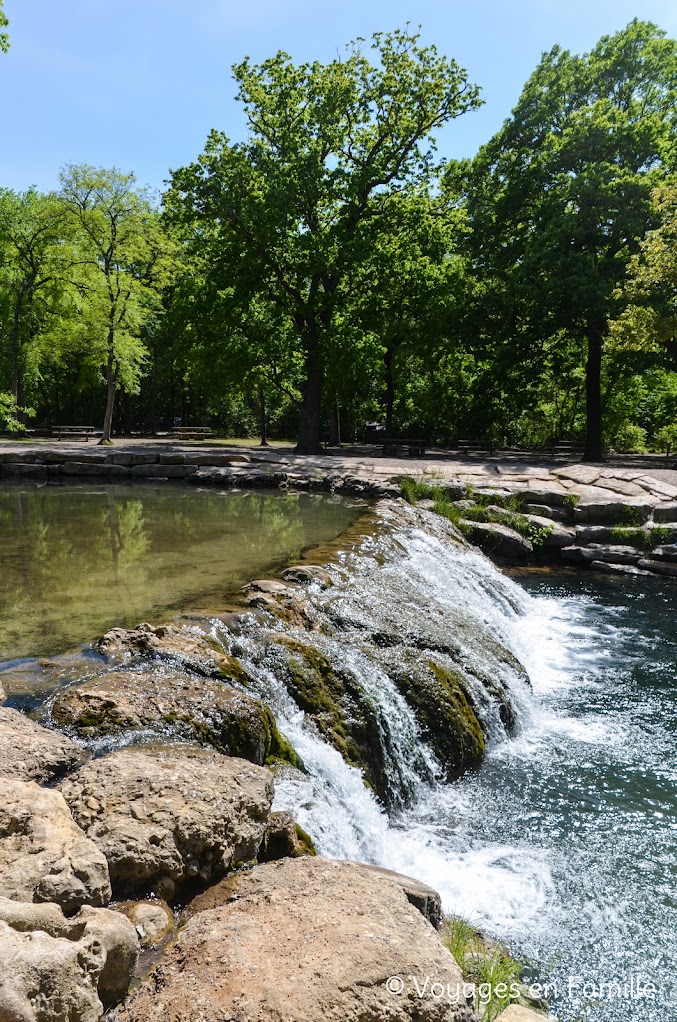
0 482 362 663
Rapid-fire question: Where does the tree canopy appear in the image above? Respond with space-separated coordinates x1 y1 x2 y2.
1 22 677 454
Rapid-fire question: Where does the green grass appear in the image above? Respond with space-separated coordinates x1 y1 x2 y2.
401 477 552 547
442 916 525 1022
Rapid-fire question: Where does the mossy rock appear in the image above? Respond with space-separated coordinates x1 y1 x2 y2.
269 636 394 805
50 669 301 769
388 656 485 777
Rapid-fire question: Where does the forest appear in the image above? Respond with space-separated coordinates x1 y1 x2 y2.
1 18 676 458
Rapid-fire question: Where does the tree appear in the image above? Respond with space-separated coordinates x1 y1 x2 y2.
167 28 481 453
0 1 8 54
0 189 70 410
59 166 171 442
461 20 677 461
611 181 677 365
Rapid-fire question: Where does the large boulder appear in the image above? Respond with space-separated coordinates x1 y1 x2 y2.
0 779 111 913
460 520 533 560
50 669 298 766
573 496 653 525
59 748 274 902
117 857 473 1022
0 896 138 1019
0 706 84 783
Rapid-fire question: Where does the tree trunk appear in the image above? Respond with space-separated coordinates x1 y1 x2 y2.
583 324 604 462
384 347 395 438
329 397 341 446
296 343 323 454
100 336 116 444
258 382 269 446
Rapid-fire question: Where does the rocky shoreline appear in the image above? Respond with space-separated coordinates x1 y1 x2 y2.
0 497 559 1021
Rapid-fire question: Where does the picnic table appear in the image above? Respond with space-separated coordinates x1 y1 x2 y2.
52 426 99 442
170 426 213 441
380 437 427 457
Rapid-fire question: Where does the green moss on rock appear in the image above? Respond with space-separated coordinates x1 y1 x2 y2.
389 657 485 778
271 636 393 804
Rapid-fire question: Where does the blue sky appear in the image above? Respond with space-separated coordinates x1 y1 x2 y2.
2 0 677 193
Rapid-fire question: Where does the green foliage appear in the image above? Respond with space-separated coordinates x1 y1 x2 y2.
0 391 24 431
0 0 8 54
442 916 524 1022
459 20 677 460
655 423 677 453
610 423 648 453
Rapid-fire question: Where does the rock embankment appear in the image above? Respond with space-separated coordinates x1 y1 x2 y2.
410 464 677 577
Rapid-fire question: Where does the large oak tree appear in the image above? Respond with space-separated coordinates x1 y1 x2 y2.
167 28 481 453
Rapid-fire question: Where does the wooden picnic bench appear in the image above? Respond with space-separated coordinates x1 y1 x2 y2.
170 426 213 442
52 426 99 442
457 440 493 455
380 437 427 457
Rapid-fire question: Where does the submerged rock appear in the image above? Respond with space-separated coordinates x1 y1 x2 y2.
0 779 111 913
0 896 138 1018
0 706 85 782
116 898 176 946
117 857 472 1022
59 747 274 901
51 668 298 766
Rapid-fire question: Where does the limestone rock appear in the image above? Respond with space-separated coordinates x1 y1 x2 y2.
51 669 295 766
642 477 677 499
461 520 533 560
97 621 240 678
117 856 473 1022
651 544 677 562
514 487 569 507
552 465 601 485
116 899 175 946
59 748 274 901
574 525 647 546
653 503 677 523
0 895 138 1017
522 503 568 522
258 811 316 862
573 495 652 525
637 558 677 578
495 1007 556 1022
0 779 111 913
591 560 651 577
0 706 84 783
522 515 575 547
567 544 641 566
280 564 333 587
355 862 443 929
591 475 646 497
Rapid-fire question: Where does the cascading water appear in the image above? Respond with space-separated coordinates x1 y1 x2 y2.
210 501 676 1022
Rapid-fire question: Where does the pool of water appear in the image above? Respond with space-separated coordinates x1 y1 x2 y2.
0 481 363 663
406 569 677 1021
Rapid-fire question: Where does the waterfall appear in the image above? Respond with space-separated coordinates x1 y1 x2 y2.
210 501 539 890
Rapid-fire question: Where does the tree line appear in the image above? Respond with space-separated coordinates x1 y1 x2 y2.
1 20 676 458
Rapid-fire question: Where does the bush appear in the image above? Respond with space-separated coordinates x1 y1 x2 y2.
610 423 647 453
655 423 677 454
